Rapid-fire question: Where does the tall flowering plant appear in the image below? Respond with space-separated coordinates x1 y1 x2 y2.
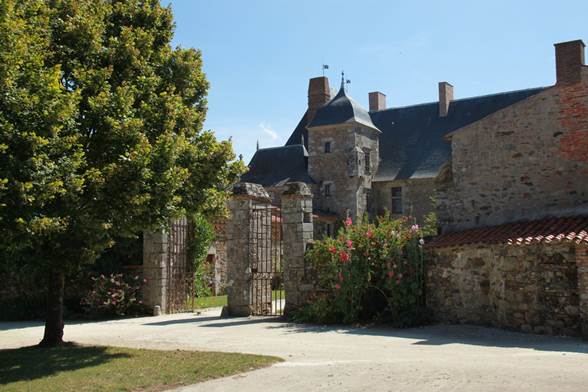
296 215 427 325
81 273 148 317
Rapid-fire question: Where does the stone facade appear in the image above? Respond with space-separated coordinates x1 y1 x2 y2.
427 242 585 337
437 41 588 231
372 178 436 224
307 124 379 222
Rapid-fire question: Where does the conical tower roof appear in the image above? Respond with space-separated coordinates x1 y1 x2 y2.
307 81 380 132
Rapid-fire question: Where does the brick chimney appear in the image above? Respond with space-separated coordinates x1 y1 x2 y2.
368 91 386 111
438 81 454 117
555 39 585 85
307 76 331 123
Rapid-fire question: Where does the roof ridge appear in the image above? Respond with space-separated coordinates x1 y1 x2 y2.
255 144 304 153
372 86 548 114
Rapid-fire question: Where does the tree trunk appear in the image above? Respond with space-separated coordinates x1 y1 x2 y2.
39 269 65 347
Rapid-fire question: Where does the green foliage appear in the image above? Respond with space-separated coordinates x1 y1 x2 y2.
294 215 428 326
0 0 245 276
80 273 148 318
191 214 215 270
193 261 214 298
190 213 215 297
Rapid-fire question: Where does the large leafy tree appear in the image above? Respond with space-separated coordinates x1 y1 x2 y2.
0 0 244 346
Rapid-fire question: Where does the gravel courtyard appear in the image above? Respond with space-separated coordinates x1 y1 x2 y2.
2 308 587 392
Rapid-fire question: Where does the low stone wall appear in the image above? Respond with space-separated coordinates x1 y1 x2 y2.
427 243 584 337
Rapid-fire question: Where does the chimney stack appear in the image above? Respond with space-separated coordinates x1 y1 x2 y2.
307 76 331 123
438 81 454 117
368 91 386 111
555 39 585 85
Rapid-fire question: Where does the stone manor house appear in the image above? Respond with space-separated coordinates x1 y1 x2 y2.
146 39 588 337
229 39 588 337
242 39 588 238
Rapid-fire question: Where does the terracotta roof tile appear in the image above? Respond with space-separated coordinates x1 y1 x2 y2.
428 216 588 248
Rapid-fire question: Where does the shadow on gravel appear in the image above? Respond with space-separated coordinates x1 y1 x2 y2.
265 323 588 355
143 316 221 326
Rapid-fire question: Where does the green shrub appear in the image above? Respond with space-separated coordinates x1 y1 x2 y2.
293 215 428 326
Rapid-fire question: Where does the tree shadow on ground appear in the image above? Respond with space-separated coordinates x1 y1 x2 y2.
265 322 588 354
0 344 129 385
143 316 221 326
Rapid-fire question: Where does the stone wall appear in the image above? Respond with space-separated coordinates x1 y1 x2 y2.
437 67 588 231
372 178 435 224
281 182 314 315
427 243 584 337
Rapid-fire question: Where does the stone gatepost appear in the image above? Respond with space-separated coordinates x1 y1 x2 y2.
225 182 271 317
282 182 314 317
577 244 588 340
143 230 169 314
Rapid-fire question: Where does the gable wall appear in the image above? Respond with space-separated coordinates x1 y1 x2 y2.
437 69 588 231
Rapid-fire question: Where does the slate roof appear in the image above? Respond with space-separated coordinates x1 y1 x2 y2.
248 85 547 186
307 85 380 131
240 144 313 187
427 216 588 248
370 87 546 181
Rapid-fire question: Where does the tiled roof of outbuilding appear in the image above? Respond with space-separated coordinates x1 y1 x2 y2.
427 216 588 248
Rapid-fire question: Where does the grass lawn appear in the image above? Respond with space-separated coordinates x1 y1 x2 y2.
188 290 286 310
0 344 282 392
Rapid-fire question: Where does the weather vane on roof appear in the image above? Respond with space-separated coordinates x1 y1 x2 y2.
322 64 329 76
341 71 351 92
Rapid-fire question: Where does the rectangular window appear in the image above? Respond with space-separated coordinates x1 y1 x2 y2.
324 142 331 153
324 183 331 197
391 187 402 214
326 223 333 237
364 151 371 174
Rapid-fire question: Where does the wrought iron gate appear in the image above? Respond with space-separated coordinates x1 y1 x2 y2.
166 217 194 313
249 203 284 316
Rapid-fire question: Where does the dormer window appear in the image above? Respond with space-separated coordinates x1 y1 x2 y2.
324 142 331 153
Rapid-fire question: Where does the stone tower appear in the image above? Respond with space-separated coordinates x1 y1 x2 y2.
306 76 381 222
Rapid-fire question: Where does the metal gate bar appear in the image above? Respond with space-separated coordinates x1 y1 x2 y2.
166 217 194 313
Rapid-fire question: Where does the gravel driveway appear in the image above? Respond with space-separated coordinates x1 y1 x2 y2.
2 308 587 391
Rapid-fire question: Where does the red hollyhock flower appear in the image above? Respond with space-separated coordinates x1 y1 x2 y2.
345 239 353 249
328 246 337 254
344 217 352 227
366 229 373 238
335 283 341 290
387 270 394 279
338 272 344 282
339 251 350 263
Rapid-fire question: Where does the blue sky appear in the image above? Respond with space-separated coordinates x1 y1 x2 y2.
163 0 588 162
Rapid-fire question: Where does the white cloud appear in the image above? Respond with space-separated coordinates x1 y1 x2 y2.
259 122 278 141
